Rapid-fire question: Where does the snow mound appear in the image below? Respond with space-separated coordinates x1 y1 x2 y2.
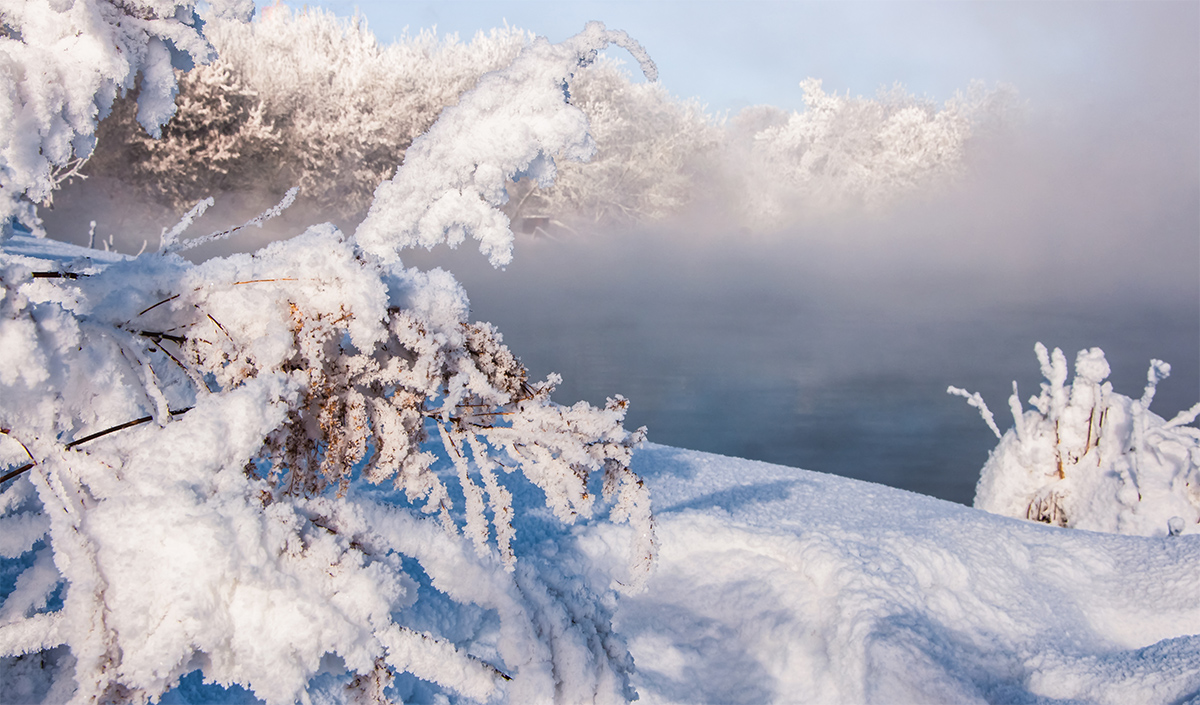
581 444 1200 705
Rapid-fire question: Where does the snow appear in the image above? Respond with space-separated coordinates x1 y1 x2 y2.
10 438 1199 703
600 444 1200 705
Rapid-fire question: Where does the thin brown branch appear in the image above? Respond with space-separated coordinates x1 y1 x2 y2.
232 278 298 286
138 293 180 317
207 313 232 340
0 462 34 485
1 407 192 486
138 330 188 345
31 271 81 280
64 407 193 449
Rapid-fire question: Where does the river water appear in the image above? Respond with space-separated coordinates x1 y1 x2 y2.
405 226 1200 507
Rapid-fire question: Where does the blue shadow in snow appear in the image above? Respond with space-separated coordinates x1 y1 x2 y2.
660 479 807 516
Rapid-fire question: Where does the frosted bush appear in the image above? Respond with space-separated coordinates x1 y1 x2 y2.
0 17 657 705
951 343 1200 536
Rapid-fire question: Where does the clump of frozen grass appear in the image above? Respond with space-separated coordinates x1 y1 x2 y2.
0 13 656 704
951 343 1200 536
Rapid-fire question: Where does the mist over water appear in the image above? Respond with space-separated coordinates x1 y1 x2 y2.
403 117 1199 506
404 232 1197 506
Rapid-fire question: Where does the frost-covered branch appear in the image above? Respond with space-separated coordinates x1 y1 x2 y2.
355 21 659 267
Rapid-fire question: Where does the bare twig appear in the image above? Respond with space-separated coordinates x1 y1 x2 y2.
0 408 193 486
207 313 232 340
138 293 181 317
232 277 299 286
66 407 193 449
31 271 82 280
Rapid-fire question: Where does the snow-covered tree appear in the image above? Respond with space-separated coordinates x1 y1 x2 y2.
504 58 720 229
951 343 1200 537
728 78 1017 226
85 7 531 218
0 0 253 234
86 56 284 209
0 12 657 704
50 5 1020 241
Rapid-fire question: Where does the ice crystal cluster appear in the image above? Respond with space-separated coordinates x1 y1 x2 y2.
951 343 1200 536
0 5 655 703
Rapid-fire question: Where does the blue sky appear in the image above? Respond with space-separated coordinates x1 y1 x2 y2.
253 1 1198 116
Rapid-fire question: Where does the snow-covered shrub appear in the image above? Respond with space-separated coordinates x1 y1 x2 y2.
0 18 657 704
85 7 531 218
0 0 255 234
730 78 1017 226
950 343 1200 537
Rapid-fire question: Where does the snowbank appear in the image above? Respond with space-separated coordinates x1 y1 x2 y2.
29 441 1195 704
586 444 1200 704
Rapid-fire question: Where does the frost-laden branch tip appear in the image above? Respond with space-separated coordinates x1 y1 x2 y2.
954 343 1200 537
354 21 658 267
947 386 1001 439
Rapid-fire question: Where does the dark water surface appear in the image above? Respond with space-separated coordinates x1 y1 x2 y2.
406 229 1200 506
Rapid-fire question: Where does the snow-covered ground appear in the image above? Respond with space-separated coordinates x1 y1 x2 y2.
131 441 1200 703
606 444 1200 704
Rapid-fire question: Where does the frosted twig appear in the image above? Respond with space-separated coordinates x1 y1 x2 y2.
171 187 299 254
1165 402 1200 429
159 197 215 253
1140 359 1171 408
0 408 193 485
588 23 658 81
947 386 1002 439
1008 382 1027 444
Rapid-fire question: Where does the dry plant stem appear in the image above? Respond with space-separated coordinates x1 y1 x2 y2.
0 408 193 485
31 271 81 279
